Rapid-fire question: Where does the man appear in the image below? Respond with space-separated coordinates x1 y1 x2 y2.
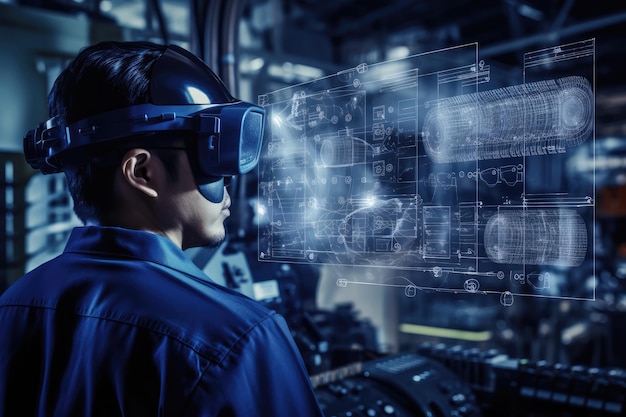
0 41 324 416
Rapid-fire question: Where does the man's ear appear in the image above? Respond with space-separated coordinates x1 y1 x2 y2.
120 148 159 198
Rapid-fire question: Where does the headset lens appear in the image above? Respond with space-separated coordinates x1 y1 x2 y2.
239 109 264 174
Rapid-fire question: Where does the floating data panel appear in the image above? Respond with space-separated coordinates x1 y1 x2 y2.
258 39 595 303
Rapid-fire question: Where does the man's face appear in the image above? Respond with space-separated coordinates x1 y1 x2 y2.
159 149 231 250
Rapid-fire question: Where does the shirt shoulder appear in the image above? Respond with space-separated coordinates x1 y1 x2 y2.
0 246 273 364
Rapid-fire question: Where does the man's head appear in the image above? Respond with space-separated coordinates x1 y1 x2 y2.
47 42 169 225
27 41 264 249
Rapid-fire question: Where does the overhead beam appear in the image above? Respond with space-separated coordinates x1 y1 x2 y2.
481 10 626 58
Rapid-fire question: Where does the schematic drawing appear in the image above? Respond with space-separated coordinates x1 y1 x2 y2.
422 75 594 163
483 209 588 267
258 39 596 303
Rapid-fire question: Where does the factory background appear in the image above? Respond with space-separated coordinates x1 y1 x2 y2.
1 1 626 415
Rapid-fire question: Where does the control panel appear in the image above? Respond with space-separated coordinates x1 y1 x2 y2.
418 343 626 417
313 353 482 417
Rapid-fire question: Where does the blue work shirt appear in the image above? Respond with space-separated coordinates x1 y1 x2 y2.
0 226 324 417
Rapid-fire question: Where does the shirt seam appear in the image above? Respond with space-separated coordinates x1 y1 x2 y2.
63 249 204 282
0 302 230 363
180 311 278 414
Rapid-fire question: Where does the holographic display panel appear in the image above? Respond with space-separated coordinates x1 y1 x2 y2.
258 40 595 303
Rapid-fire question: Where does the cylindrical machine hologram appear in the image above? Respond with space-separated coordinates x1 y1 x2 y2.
422 76 594 163
319 136 371 167
484 209 587 267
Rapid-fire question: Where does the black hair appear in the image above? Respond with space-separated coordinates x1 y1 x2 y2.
47 41 181 224
49 41 163 126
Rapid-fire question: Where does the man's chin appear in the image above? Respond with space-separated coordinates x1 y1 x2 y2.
182 228 226 251
203 227 227 249
204 235 225 249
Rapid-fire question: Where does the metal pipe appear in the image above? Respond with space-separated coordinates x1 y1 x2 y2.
205 0 223 73
148 0 169 45
221 0 246 95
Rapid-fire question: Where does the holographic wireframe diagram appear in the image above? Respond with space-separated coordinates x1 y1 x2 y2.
422 75 593 163
257 40 596 304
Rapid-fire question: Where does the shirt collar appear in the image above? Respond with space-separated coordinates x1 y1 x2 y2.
64 226 208 278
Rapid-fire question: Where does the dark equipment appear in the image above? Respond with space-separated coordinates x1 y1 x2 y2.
313 352 483 417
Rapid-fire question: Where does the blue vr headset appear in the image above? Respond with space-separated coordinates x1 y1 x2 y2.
23 44 265 203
